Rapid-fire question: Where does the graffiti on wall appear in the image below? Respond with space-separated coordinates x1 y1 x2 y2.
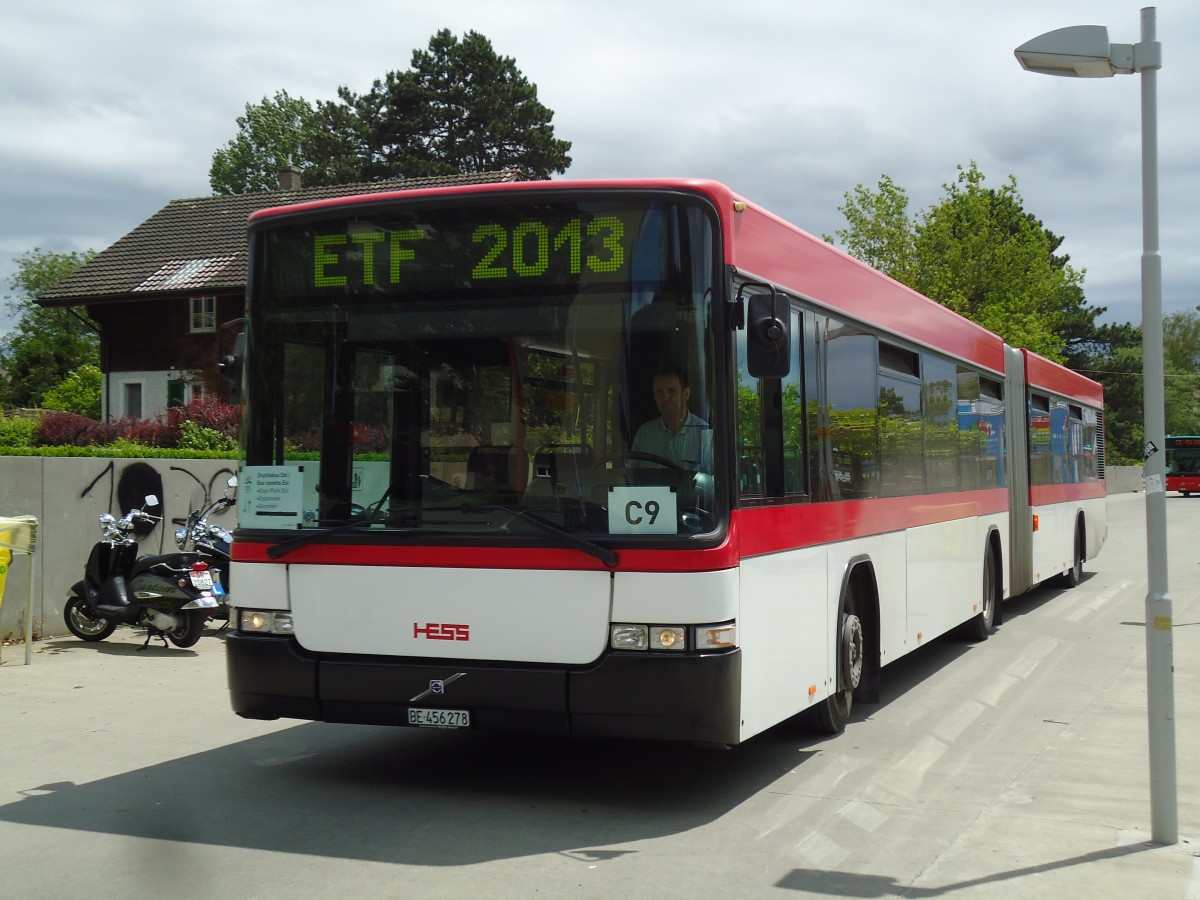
78 460 236 550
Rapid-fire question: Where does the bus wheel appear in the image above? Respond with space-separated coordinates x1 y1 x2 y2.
1057 527 1084 589
959 549 998 641
811 599 863 735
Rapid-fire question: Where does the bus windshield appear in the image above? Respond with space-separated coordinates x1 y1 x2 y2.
238 194 722 544
1167 437 1200 475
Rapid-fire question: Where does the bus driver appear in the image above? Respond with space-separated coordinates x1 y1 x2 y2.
630 364 712 473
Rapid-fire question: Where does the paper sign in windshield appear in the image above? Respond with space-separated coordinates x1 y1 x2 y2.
239 466 304 527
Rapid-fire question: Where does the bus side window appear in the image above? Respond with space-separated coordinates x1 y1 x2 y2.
734 325 764 498
824 318 879 500
782 307 807 496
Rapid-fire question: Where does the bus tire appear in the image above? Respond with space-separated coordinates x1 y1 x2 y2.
809 588 864 735
959 546 998 642
1057 524 1084 589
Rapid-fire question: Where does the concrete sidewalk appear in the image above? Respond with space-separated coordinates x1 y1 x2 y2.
0 492 1196 899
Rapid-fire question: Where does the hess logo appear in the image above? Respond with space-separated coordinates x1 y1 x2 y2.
412 622 470 641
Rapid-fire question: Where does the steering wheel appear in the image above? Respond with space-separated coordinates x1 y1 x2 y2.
622 451 692 474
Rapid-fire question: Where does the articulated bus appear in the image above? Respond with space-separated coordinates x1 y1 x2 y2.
226 178 1106 745
1165 436 1200 495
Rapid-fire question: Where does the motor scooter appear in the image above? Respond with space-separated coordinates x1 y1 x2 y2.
64 494 225 649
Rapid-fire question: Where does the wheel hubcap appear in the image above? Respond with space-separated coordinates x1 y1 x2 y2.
842 614 864 690
70 605 109 636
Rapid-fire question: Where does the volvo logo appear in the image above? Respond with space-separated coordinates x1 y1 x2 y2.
409 672 467 703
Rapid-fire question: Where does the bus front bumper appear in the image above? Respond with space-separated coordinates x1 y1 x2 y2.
226 632 742 745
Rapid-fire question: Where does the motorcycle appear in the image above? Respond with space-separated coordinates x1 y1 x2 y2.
174 476 236 620
63 494 226 649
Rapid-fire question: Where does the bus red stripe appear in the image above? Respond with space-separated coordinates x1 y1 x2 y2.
233 487 1031 571
1028 482 1107 505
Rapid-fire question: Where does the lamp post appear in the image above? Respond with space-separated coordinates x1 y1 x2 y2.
1015 8 1176 845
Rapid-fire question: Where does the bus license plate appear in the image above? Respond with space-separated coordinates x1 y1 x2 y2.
407 708 470 729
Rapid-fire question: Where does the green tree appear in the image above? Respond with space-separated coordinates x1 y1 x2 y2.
209 30 571 195
1063 320 1149 464
41 363 102 418
209 90 330 195
824 174 915 282
1163 311 1200 438
1064 314 1200 464
827 162 1093 362
911 163 1087 360
0 248 98 408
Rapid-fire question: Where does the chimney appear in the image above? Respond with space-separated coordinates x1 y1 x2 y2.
278 165 302 191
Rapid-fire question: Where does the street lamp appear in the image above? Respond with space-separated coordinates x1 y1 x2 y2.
1016 8 1176 846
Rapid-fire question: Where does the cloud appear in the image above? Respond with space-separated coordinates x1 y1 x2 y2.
3 0 1199 337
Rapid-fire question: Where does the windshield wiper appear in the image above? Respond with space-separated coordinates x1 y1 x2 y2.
266 486 395 559
266 511 381 559
463 503 618 567
265 492 619 567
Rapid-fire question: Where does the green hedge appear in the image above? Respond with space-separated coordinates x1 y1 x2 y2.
0 445 236 459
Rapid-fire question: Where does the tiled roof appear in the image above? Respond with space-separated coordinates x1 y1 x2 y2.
40 170 523 305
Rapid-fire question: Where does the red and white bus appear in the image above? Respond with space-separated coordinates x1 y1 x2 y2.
1165 436 1200 495
226 178 1106 744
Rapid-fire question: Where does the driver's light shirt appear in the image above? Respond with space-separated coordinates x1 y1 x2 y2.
631 412 712 472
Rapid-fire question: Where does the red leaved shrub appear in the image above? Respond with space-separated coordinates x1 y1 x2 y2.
35 412 109 446
113 416 178 447
165 397 241 438
34 397 241 448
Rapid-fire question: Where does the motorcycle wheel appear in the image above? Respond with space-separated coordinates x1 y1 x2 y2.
165 609 207 648
64 593 118 642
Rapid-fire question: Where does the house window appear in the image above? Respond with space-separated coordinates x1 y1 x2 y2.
190 296 216 333
123 382 144 419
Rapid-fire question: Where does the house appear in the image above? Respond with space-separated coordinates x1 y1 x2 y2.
38 169 522 422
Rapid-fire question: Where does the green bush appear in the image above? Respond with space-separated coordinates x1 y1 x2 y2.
0 444 236 459
178 421 238 453
0 415 38 449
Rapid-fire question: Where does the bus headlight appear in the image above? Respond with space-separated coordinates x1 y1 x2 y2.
608 622 736 652
238 609 294 635
610 624 648 650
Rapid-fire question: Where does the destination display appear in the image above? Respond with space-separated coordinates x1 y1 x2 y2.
263 203 649 295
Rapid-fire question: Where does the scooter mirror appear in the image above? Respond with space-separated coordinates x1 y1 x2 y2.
144 494 159 507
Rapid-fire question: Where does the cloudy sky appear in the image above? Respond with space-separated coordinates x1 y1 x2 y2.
3 0 1197 337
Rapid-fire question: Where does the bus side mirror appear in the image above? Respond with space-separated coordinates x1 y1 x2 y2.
745 289 791 379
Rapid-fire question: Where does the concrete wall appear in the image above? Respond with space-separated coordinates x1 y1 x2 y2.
0 458 1147 642
0 457 237 643
1105 465 1144 494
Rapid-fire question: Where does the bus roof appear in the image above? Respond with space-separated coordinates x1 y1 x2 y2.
1021 348 1103 407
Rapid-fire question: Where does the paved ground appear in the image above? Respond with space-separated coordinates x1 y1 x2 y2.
0 491 1197 899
